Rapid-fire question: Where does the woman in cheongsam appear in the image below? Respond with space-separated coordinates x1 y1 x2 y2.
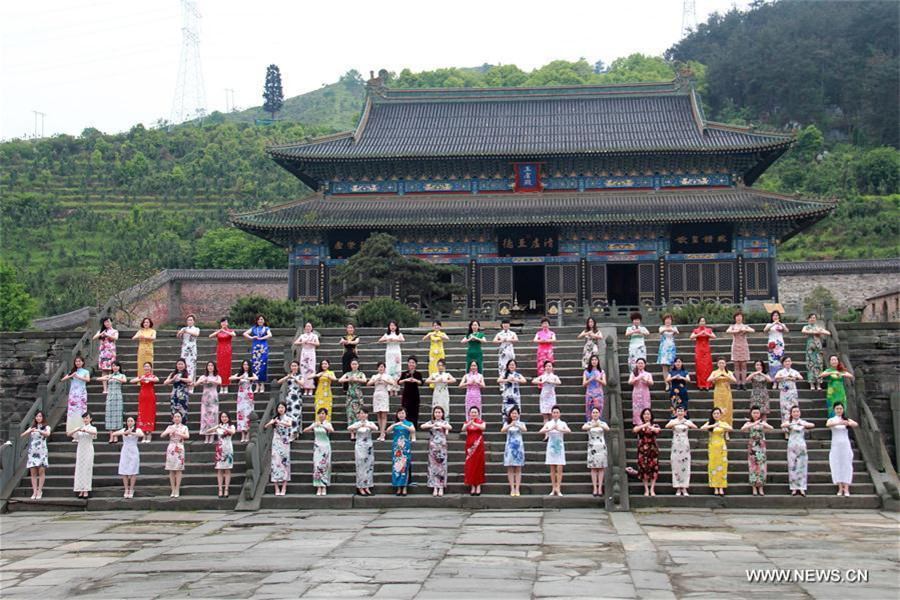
802 313 830 390
387 407 415 496
303 408 334 496
164 359 191 426
741 406 774 496
243 315 272 392
665 405 696 496
209 318 235 393
764 311 789 386
233 360 257 442
691 317 716 391
783 405 815 497
161 412 189 498
176 314 200 391
93 317 118 393
348 407 378 496
22 410 51 500
132 317 156 374
421 406 452 497
265 402 293 496
632 408 660 497
293 322 319 397
701 407 732 496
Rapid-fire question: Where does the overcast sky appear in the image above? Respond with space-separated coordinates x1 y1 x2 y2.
1 0 751 140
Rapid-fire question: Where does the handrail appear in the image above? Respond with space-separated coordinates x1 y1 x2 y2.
603 330 630 511
826 318 900 510
236 327 301 510
1 306 112 510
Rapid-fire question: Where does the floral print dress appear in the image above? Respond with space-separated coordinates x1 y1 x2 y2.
501 372 524 421
236 377 254 433
270 416 292 483
767 323 786 378
180 327 199 383
804 326 826 385
283 374 303 438
538 373 561 414
584 368 605 421
384 333 403 394
426 420 449 488
535 329 555 380
581 331 600 370
426 331 447 384
199 376 221 433
656 328 678 366
670 421 691 488
312 424 331 487
748 372 770 417
73 425 97 492
26 426 49 469
746 422 768 485
345 371 366 427
626 325 648 371
464 373 483 415
250 325 271 383
776 368 801 424
630 372 652 426
299 333 318 392
586 423 608 469
164 424 188 471
822 368 848 418
431 373 451 418
214 425 234 470
636 428 658 478
66 368 90 434
495 330 517 378
391 420 413 487
170 377 190 425
504 422 526 467
545 421 568 466
314 370 335 416
98 327 118 371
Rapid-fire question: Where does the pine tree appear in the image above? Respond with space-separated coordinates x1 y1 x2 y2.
262 64 284 120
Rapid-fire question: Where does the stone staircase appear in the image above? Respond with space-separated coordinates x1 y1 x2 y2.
261 325 611 509
619 324 880 508
6 329 293 511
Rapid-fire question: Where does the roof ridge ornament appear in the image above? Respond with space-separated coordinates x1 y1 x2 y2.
366 69 389 97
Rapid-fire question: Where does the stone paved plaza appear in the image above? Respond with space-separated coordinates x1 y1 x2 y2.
1 508 897 599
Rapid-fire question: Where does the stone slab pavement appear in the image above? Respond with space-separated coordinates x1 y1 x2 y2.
1 508 897 599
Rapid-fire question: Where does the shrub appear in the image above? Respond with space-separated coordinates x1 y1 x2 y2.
803 285 838 316
666 301 738 325
229 296 296 329
354 297 419 328
300 303 352 329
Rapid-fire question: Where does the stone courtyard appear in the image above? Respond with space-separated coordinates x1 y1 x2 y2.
1 508 897 599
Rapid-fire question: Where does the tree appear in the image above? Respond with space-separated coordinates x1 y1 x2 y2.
857 147 900 194
194 227 285 269
262 64 284 120
332 233 465 312
0 260 37 330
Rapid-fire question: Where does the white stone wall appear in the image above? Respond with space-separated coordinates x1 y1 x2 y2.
779 273 896 310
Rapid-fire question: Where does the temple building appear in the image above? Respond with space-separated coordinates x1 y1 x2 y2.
233 74 835 316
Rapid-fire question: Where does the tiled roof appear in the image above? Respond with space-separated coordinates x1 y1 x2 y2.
232 189 834 232
778 259 900 275
268 81 792 161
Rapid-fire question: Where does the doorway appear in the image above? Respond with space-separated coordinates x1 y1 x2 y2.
513 265 545 313
607 263 639 306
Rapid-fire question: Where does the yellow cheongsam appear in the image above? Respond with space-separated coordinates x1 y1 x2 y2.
708 424 728 488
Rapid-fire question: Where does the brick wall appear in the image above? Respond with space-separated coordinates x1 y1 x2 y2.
779 273 894 310
0 331 83 442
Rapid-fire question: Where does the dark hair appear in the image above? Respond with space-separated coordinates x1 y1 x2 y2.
241 360 252 374
662 313 673 323
584 317 597 332
317 408 329 416
504 359 518 378
828 354 846 372
185 314 196 321
395 407 407 421
436 359 446 368
543 360 553 368
771 310 781 319
346 322 355 330
140 317 153 328
470 360 480 370
432 319 442 326
734 311 744 320
833 402 845 413
697 316 707 323
540 317 550 325
172 359 188 377
407 356 418 365
808 312 817 319
319 359 330 370
716 356 727 364
633 357 646 376
276 402 287 414
100 316 113 329
500 318 510 326
143 361 153 370
789 405 801 419
205 361 218 376
32 410 45 427
507 406 520 423
588 355 601 370
377 361 386 369
673 357 683 368
111 360 124 375
219 411 230 423
749 406 761 421
468 405 480 415
255 314 267 325
432 406 445 420
70 354 86 374
551 405 561 414
220 316 229 324
467 320 480 335
289 360 299 368
387 320 400 334
81 411 92 420
640 408 653 422
356 407 368 417
754 359 765 370
630 311 642 321
710 407 722 421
